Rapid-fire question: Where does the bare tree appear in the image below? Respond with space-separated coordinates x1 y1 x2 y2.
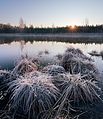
85 18 89 26
19 18 24 28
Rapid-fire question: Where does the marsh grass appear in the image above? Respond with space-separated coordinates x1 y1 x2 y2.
48 72 101 118
0 70 11 111
42 65 65 76
49 72 101 119
11 55 39 78
62 48 97 76
53 73 101 104
0 70 10 86
0 48 102 119
65 47 91 61
8 71 60 119
0 70 10 92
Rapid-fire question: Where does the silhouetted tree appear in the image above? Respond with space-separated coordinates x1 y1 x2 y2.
0 23 103 33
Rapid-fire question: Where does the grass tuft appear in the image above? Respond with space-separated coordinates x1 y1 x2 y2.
11 55 39 78
53 73 101 104
42 65 65 76
62 48 97 76
8 71 59 119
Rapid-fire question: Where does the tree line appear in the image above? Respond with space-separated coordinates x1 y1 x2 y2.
0 23 103 33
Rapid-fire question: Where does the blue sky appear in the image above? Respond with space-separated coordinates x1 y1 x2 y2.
0 0 103 27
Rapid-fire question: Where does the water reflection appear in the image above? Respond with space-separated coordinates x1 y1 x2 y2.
1 34 103 44
0 38 103 72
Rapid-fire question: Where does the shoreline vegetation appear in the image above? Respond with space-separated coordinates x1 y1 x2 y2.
1 23 103 34
0 47 102 119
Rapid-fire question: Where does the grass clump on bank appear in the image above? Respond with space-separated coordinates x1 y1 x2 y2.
8 71 59 119
61 48 98 80
0 70 10 108
42 65 65 76
11 54 39 78
0 70 10 85
53 73 101 104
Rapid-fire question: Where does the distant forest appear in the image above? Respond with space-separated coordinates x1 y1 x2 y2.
1 23 103 33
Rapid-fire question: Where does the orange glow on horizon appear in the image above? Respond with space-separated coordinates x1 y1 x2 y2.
69 25 77 31
71 25 75 29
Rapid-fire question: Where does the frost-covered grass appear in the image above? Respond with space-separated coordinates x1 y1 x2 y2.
0 70 10 90
0 70 10 75
42 65 65 76
53 73 101 104
8 71 59 119
0 70 10 111
0 47 102 119
65 47 91 61
49 72 101 119
11 55 39 78
62 48 97 76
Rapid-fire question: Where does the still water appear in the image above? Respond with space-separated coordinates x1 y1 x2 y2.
0 36 103 72
0 35 103 118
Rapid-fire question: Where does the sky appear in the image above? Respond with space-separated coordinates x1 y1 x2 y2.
0 0 103 27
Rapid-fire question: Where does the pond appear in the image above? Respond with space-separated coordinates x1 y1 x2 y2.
0 34 103 119
0 35 103 72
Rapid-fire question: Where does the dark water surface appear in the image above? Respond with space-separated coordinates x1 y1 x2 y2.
0 34 103 119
